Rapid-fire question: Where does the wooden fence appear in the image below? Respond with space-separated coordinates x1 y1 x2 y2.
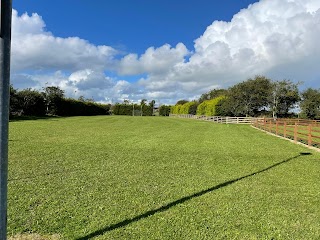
252 118 320 148
170 114 320 150
169 114 261 124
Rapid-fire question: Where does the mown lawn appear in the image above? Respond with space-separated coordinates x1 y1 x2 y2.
8 116 320 239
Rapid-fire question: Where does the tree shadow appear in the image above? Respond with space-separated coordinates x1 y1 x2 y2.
76 152 311 240
9 115 62 122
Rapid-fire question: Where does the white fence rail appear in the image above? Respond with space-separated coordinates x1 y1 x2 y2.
169 114 263 124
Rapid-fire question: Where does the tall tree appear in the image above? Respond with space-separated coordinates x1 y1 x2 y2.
300 88 320 119
270 80 300 118
199 89 228 103
9 85 20 116
149 100 155 115
43 86 64 115
140 99 147 105
123 99 130 105
227 76 273 116
140 99 147 116
17 89 46 116
175 100 188 105
159 105 171 116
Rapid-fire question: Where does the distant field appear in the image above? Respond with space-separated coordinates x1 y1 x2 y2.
8 116 320 239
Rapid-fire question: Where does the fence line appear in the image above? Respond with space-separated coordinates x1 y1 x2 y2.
252 118 320 149
169 114 262 124
170 114 320 150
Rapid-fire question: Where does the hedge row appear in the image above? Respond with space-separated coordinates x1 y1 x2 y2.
196 96 225 116
56 98 110 116
170 97 225 116
112 104 153 116
10 86 111 117
171 102 197 115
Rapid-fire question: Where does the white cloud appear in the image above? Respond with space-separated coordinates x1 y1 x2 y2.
68 69 114 90
11 10 117 72
138 0 320 101
10 0 320 104
118 43 189 75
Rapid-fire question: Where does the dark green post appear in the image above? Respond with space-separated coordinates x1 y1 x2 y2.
0 0 12 239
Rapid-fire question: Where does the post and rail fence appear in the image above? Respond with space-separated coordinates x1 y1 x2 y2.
170 114 320 150
169 114 261 124
252 118 320 149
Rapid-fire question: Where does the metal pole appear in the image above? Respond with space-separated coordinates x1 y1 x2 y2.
0 0 12 239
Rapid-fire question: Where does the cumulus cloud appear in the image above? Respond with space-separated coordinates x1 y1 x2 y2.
138 0 320 100
118 43 189 75
11 10 117 72
10 0 320 104
10 10 131 103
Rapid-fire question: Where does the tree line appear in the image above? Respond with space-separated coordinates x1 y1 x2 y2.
9 85 172 118
171 76 320 119
112 99 155 116
10 85 111 118
10 75 320 119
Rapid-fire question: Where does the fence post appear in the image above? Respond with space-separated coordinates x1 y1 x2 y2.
259 118 262 128
294 123 298 143
276 119 279 135
269 119 272 132
284 121 287 138
263 117 266 130
308 124 312 146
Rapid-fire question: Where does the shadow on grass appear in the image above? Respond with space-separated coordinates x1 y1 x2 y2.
9 115 62 122
76 152 311 240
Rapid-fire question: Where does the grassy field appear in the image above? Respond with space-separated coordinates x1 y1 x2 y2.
8 116 320 239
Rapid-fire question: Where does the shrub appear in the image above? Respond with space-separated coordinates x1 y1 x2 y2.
197 96 226 116
16 89 46 116
180 102 197 114
171 104 183 114
196 101 207 115
57 98 110 116
159 105 171 116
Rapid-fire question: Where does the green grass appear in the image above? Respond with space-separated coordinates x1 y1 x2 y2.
8 116 320 239
258 123 320 147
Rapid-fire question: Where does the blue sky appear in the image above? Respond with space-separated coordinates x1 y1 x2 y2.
10 0 320 104
13 0 259 54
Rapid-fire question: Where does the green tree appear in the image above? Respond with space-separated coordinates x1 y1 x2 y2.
140 99 147 116
175 100 189 105
123 99 130 105
43 86 65 115
300 88 320 119
9 85 20 116
159 105 171 116
17 89 46 116
180 101 197 114
270 80 300 118
199 89 228 103
140 99 147 105
196 96 225 116
149 100 155 115
227 76 273 116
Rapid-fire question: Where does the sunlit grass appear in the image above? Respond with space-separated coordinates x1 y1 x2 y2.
8 116 320 239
